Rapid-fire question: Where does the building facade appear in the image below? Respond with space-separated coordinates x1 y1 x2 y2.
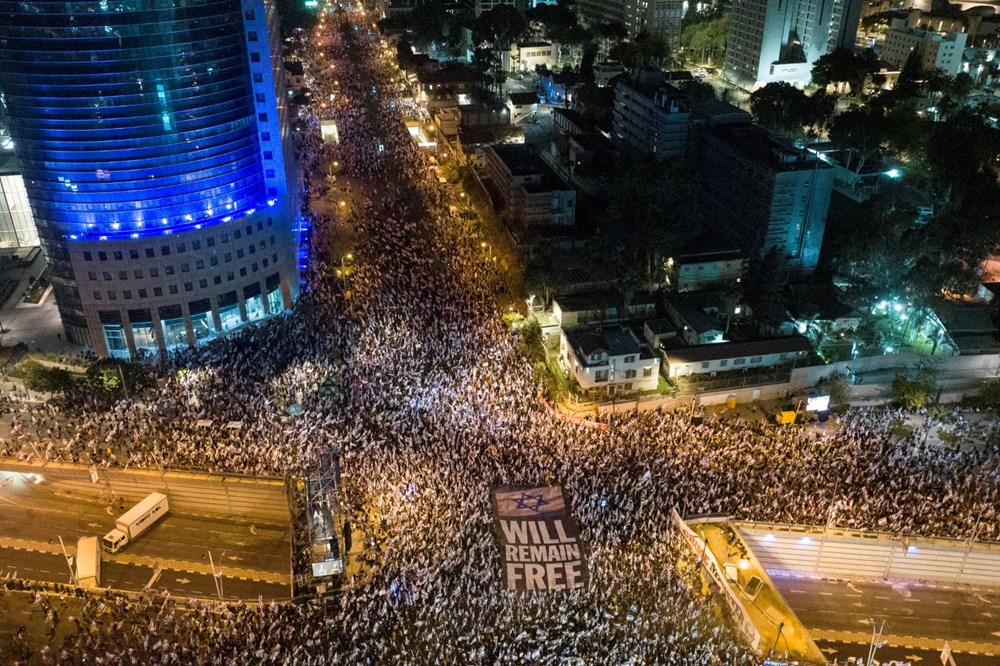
612 74 691 159
724 0 863 88
578 0 682 46
0 0 299 357
560 326 660 395
661 336 812 378
0 153 37 248
503 42 558 73
624 0 684 49
482 145 576 226
881 18 968 77
698 124 834 272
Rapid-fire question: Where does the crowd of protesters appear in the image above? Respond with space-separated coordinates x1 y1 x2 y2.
3 1 1000 663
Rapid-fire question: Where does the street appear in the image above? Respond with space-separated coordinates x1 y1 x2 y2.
771 574 1000 661
0 547 289 601
813 640 1000 665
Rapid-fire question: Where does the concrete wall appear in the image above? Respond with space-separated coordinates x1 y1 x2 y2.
592 351 1000 414
738 522 1000 587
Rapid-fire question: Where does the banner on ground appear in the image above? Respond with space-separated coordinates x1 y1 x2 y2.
491 485 588 591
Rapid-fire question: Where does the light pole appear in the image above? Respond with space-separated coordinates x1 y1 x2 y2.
480 241 492 259
207 550 225 602
866 618 886 666
58 536 75 584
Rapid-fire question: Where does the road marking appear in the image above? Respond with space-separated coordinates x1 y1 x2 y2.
819 592 834 596
875 595 890 600
788 589 807 594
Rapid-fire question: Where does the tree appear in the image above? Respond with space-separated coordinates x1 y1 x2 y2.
407 1 449 50
744 247 790 326
681 15 728 65
21 361 75 395
607 154 702 289
749 82 831 141
84 359 151 399
678 79 716 100
473 5 528 98
811 48 878 96
977 379 1000 410
829 106 886 175
609 33 671 69
820 371 851 408
925 108 1000 203
892 372 934 409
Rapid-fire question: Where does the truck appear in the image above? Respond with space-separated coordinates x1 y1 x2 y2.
75 536 101 588
102 492 169 553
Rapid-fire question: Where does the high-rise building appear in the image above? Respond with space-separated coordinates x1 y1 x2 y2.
612 71 691 159
0 0 299 357
697 124 833 272
724 0 863 88
577 0 683 48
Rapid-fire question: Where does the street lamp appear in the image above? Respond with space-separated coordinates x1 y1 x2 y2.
207 550 225 601
866 618 886 666
480 241 492 258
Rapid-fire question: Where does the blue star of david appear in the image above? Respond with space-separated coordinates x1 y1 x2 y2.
513 492 549 512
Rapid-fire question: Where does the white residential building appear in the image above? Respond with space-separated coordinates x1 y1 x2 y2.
662 336 812 378
881 18 968 77
503 42 558 73
561 326 660 395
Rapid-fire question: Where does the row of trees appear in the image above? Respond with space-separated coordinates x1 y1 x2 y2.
22 358 152 401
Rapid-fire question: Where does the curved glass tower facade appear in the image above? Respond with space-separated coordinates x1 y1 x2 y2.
0 0 299 355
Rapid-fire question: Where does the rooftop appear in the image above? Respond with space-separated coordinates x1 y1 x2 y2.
677 248 745 265
709 124 832 173
508 92 541 106
284 61 304 76
491 144 548 176
570 132 616 153
565 326 641 359
554 290 617 313
417 67 476 85
553 108 595 133
786 283 860 322
664 336 813 364
645 318 678 336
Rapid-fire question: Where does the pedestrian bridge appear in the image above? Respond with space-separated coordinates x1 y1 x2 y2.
737 521 1000 587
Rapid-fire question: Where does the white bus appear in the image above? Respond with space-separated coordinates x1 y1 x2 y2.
102 492 169 553
75 536 101 588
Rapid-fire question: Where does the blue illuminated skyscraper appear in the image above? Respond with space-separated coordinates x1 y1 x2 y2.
0 0 299 356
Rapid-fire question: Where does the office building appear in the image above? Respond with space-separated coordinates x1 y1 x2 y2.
724 0 863 88
698 124 833 272
881 18 968 77
612 70 691 158
0 0 299 357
